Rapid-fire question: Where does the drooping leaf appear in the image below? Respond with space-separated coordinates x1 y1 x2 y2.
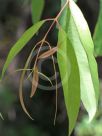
1 20 45 79
60 0 99 123
93 0 102 56
38 47 57 59
30 66 39 98
69 0 99 118
57 28 80 135
31 0 45 24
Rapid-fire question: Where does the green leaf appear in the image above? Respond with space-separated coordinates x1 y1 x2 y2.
69 0 99 112
60 0 99 123
57 28 80 135
31 0 45 24
93 0 102 56
1 20 45 79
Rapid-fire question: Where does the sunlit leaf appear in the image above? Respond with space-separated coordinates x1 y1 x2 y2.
60 0 99 125
69 0 99 118
57 28 80 135
1 20 45 79
93 0 102 56
31 0 45 23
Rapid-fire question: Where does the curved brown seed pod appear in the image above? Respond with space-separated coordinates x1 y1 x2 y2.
38 47 57 59
30 67 39 98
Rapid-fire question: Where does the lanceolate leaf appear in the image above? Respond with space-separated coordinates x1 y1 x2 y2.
60 0 99 122
31 0 45 24
93 0 102 56
57 28 80 135
1 20 45 79
69 0 99 115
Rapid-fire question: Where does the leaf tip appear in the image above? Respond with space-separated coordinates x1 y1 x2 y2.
88 107 97 123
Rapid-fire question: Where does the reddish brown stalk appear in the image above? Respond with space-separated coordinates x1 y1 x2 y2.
31 0 68 123
33 0 69 71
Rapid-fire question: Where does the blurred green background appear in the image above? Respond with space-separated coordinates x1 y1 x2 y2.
0 0 102 136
